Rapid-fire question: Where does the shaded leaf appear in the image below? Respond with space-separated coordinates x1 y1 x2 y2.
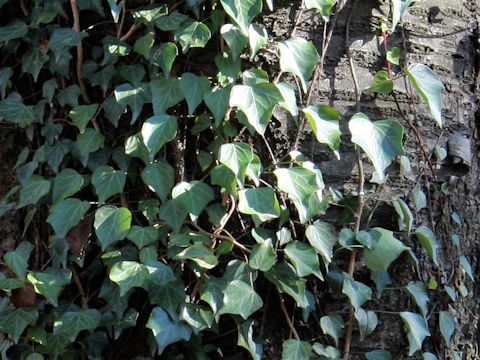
439 311 455 347
141 114 177 160
238 320 262 360
0 308 38 343
400 311 431 356
414 226 439 266
4 242 34 280
179 73 210 115
282 339 312 360
342 277 372 311
265 263 308 307
92 165 126 203
218 142 254 188
305 220 336 269
47 198 90 238
364 227 409 272
406 281 429 317
66 216 92 256
53 309 101 341
109 261 149 296
285 241 323 280
320 313 344 347
52 168 84 204
249 239 276 272
367 70 393 95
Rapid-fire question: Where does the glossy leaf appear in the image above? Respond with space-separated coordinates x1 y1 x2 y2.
74 128 105 166
176 242 218 269
27 268 71 306
285 241 323 280
265 263 308 307
276 82 299 118
220 0 262 34
22 48 49 82
248 24 268 58
94 206 132 250
355 308 378 340
204 86 230 127
0 99 34 125
92 166 126 203
302 105 341 158
342 277 372 311
151 77 183 114
219 280 263 319
175 21 211 53
306 220 336 269
218 142 254 187
238 187 281 224
238 320 262 360
364 227 409 272
221 24 248 58
141 114 178 160
114 83 149 124
249 239 276 272
459 255 475 282
367 70 393 95
4 241 34 280
0 308 38 343
305 0 337 20
414 226 439 265
109 261 149 296
47 199 90 238
320 313 344 346
69 104 99 133
172 181 214 218
400 311 431 356
141 160 175 201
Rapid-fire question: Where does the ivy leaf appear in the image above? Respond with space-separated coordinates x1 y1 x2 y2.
179 73 210 115
423 353 439 360
0 308 38 343
249 239 276 272
200 277 228 315
248 24 268 58
312 343 341 358
52 169 84 204
265 263 308 307
230 82 283 135
68 104 99 133
220 0 262 34
276 82 299 118
4 241 34 280
406 281 429 317
18 175 50 208
94 206 132 250
175 21 211 53
179 303 213 334
412 186 427 212
151 42 178 76
349 113 404 182
147 307 192 354
92 166 126 203
400 311 431 356
413 226 439 266
141 160 175 201
221 24 248 59
176 242 218 269
53 309 101 342
0 99 34 125
364 227 409 272
204 86 230 127
114 83 149 124
285 241 323 280
0 21 28 42
439 311 455 346
365 350 392 360
238 187 280 224
459 255 475 282
367 70 394 95
278 38 319 92
302 105 341 158
141 114 178 160
342 277 372 311
49 28 88 56
47 199 90 238
219 280 263 319
109 261 149 296
305 0 337 21
320 313 344 347
282 340 312 360
131 4 168 23
159 200 188 232
172 181 214 218
74 128 105 167
405 63 444 127
21 48 49 82
355 308 378 340
391 0 415 33
27 268 71 306
128 226 162 249
125 134 149 165
387 47 400 65
392 197 413 235
238 320 262 360
218 142 254 188
151 76 184 114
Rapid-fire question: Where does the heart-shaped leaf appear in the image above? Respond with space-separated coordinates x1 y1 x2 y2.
439 311 455 346
285 241 323 280
141 160 175 201
218 142 254 188
53 309 101 341
400 311 431 356
320 313 344 346
363 227 410 272
219 280 263 319
238 319 263 360
406 281 429 317
413 226 439 266
141 114 177 160
92 166 126 203
238 187 281 224
27 268 71 306
47 198 90 238
52 169 84 204
302 105 341 158
94 206 132 250
282 340 312 360
220 0 262 34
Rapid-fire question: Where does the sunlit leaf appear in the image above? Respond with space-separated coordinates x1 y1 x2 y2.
94 206 132 250
413 226 439 266
220 0 262 34
400 311 431 356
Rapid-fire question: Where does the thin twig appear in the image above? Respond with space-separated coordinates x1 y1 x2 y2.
279 293 300 340
72 267 88 309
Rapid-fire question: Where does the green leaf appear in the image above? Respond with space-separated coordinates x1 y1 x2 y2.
58 85 80 107
176 242 218 269
0 308 38 343
342 277 372 311
0 277 24 291
405 281 429 318
218 142 254 188
365 349 392 360
439 311 455 346
141 114 177 160
4 241 34 280
349 113 404 182
423 353 439 360
52 168 84 204
312 343 341 359
278 38 319 92
94 206 132 250
74 128 105 167
302 105 341 158
172 181 214 218
109 261 149 296
220 0 262 34
151 42 178 77
282 339 312 360
391 0 414 32
0 67 13 95
0 21 28 42
387 47 400 65
238 187 280 224
68 104 99 133
131 4 168 23
320 313 344 347
221 24 248 59
392 197 413 235
49 28 88 55
459 255 475 282
21 48 49 82
92 165 126 203
276 82 299 118
27 268 71 306
305 0 337 21
405 63 444 127
364 227 409 272
285 241 323 280
159 200 188 232
0 99 34 125
367 70 393 95
219 280 263 319
230 82 283 135
175 21 211 53
114 83 149 124
18 175 50 208
180 303 213 334
53 309 101 341
265 263 308 307
146 307 192 354
128 226 162 249
238 320 262 360
249 239 276 272
355 308 378 340
248 24 268 58
400 311 431 356
125 134 149 165
204 86 230 127
413 226 439 266
179 73 210 115
47 199 90 238
151 76 184 114
200 277 228 315
141 160 175 201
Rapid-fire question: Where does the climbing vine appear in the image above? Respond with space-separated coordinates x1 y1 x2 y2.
0 0 473 359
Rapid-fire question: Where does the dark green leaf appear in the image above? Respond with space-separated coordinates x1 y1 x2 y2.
285 241 323 280
4 241 34 280
249 239 276 272
218 142 254 188
151 42 178 76
74 128 105 167
172 181 214 218
175 21 211 53
141 115 177 160
219 280 263 319
141 160 175 201
0 308 38 343
305 220 336 269
364 227 409 272
176 241 218 269
53 309 101 341
52 169 84 204
365 349 392 360
220 0 262 34
27 268 71 306
238 320 262 360
0 21 28 42
109 261 149 296
320 313 344 347
179 73 210 115
221 24 248 58
18 175 50 208
94 206 132 250
47 198 90 238
414 226 439 266
238 187 280 224
281 339 312 360
92 165 126 203
22 48 49 82
342 277 372 311
0 99 34 125
302 105 341 157
265 263 308 307
159 200 188 232
114 83 149 124
355 308 378 340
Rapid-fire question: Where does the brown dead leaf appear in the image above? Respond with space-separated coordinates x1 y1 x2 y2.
66 215 92 257
11 282 36 307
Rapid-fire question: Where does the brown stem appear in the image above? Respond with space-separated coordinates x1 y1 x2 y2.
279 293 300 340
72 267 88 309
